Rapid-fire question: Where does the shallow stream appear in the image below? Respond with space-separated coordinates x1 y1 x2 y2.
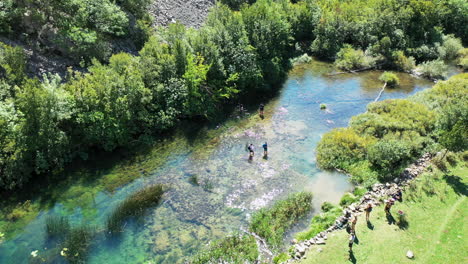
0 60 433 263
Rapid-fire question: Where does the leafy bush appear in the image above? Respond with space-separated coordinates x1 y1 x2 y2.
290 53 312 66
273 252 290 264
190 234 258 264
457 48 468 70
106 184 165 235
316 128 370 170
335 44 376 71
379 72 400 87
353 186 367 198
339 192 358 207
417 60 448 80
368 139 412 178
438 35 463 61
392 50 415 72
249 192 313 247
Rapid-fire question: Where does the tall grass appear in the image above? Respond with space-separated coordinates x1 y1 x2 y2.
295 202 342 241
45 216 70 238
63 225 95 264
190 234 258 264
106 184 165 235
249 192 313 247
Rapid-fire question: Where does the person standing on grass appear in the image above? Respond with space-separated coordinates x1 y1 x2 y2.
385 198 395 215
365 203 373 222
351 215 357 233
348 232 355 252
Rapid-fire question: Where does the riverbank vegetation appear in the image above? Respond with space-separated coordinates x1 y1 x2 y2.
191 192 313 262
1 0 466 192
299 154 467 263
317 73 467 187
106 184 165 235
250 192 313 247
190 234 258 264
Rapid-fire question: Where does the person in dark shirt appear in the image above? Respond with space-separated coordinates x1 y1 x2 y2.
259 103 265 118
262 142 268 156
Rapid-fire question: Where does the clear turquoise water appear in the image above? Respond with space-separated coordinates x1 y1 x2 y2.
0 61 433 263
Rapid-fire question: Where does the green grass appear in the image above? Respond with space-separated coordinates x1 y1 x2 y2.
106 184 165 235
295 203 342 241
189 234 258 264
299 159 468 264
249 192 313 247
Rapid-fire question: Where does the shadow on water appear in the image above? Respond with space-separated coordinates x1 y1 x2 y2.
443 175 468 196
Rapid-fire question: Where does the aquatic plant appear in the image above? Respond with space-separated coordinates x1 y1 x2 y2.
45 215 70 238
188 175 199 186
106 184 165 235
249 192 313 247
62 225 95 264
190 234 258 264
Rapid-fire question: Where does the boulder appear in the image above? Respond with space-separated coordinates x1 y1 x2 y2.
406 250 414 259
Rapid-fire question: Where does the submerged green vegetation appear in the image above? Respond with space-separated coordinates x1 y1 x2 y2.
249 192 313 247
190 234 259 264
191 192 313 262
106 184 165 235
1 0 467 192
317 73 467 187
300 154 468 263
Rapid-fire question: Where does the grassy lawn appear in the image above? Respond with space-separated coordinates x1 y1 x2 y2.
300 160 467 264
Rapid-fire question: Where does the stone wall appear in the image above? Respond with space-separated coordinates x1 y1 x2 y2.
286 153 433 262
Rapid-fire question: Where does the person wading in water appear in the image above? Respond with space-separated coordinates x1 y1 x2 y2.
259 103 265 119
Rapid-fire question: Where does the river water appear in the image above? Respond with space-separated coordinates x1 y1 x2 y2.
0 61 433 263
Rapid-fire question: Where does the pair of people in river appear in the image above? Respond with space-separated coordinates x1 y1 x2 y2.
247 142 268 158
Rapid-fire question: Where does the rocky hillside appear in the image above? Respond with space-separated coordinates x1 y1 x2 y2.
149 0 215 28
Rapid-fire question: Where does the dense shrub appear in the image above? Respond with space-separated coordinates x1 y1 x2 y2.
339 192 358 207
379 72 399 87
317 74 467 184
335 45 376 71
249 192 313 247
392 50 415 72
438 35 463 61
316 128 371 170
417 60 449 80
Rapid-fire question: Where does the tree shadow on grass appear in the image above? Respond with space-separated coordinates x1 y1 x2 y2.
367 221 374 230
443 175 468 196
